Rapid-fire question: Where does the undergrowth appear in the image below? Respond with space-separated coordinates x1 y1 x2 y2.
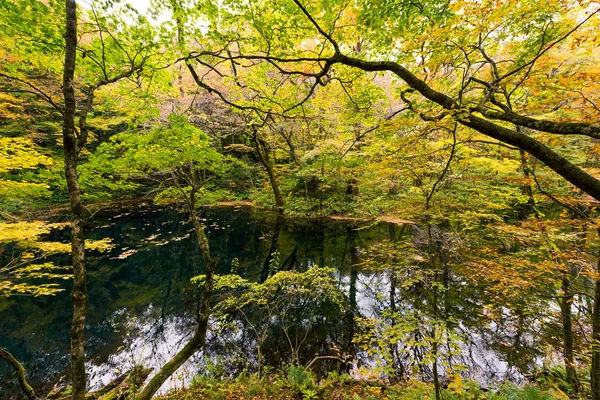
158 365 570 400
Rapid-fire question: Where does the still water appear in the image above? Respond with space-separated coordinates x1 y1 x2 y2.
0 205 545 398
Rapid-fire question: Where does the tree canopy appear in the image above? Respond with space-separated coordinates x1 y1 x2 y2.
1 0 600 399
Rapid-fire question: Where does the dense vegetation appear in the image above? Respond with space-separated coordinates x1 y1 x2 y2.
1 0 600 399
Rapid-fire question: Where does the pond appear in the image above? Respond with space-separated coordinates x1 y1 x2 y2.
0 205 547 399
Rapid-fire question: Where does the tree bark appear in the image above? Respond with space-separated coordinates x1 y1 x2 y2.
591 228 600 400
255 137 285 211
0 347 40 400
260 213 284 283
135 189 217 400
517 147 536 218
426 222 442 400
432 287 441 400
560 269 580 395
62 2 88 399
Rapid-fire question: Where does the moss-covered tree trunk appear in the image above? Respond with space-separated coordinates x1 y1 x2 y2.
135 187 217 400
255 136 284 211
0 347 39 399
62 1 88 399
591 229 600 400
560 269 580 395
517 148 536 219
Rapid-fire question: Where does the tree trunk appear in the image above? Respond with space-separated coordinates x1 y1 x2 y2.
591 229 600 400
135 190 217 400
518 148 536 218
280 131 300 166
260 213 284 283
257 345 264 378
560 269 580 395
431 271 441 400
426 222 442 400
255 138 284 211
0 347 39 400
62 2 88 399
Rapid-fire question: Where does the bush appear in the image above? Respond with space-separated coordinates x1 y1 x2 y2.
286 364 318 399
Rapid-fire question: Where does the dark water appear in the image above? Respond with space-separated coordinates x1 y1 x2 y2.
0 206 546 398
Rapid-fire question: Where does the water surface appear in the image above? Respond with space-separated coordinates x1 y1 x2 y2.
0 206 545 398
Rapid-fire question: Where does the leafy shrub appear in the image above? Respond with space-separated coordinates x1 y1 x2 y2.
286 364 318 399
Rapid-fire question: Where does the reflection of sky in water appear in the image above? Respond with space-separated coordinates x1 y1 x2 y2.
87 308 201 394
84 270 522 395
0 207 553 398
345 270 523 385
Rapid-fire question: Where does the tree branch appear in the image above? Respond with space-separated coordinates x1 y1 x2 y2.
0 73 64 115
0 347 40 400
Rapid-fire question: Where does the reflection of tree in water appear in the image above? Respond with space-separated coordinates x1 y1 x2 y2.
260 213 285 283
207 216 354 378
355 221 547 387
125 215 553 387
0 207 569 398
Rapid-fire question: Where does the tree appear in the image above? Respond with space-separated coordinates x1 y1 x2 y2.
1 1 161 397
213 267 346 375
185 0 600 200
0 218 112 399
0 137 54 215
0 348 39 400
3 0 600 396
83 114 229 400
179 1 600 394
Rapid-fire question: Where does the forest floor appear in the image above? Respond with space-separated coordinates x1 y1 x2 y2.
156 372 567 400
158 378 443 400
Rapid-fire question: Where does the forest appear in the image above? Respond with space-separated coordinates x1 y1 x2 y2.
1 0 600 399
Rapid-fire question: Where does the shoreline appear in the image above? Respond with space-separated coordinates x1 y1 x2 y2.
3 197 416 227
